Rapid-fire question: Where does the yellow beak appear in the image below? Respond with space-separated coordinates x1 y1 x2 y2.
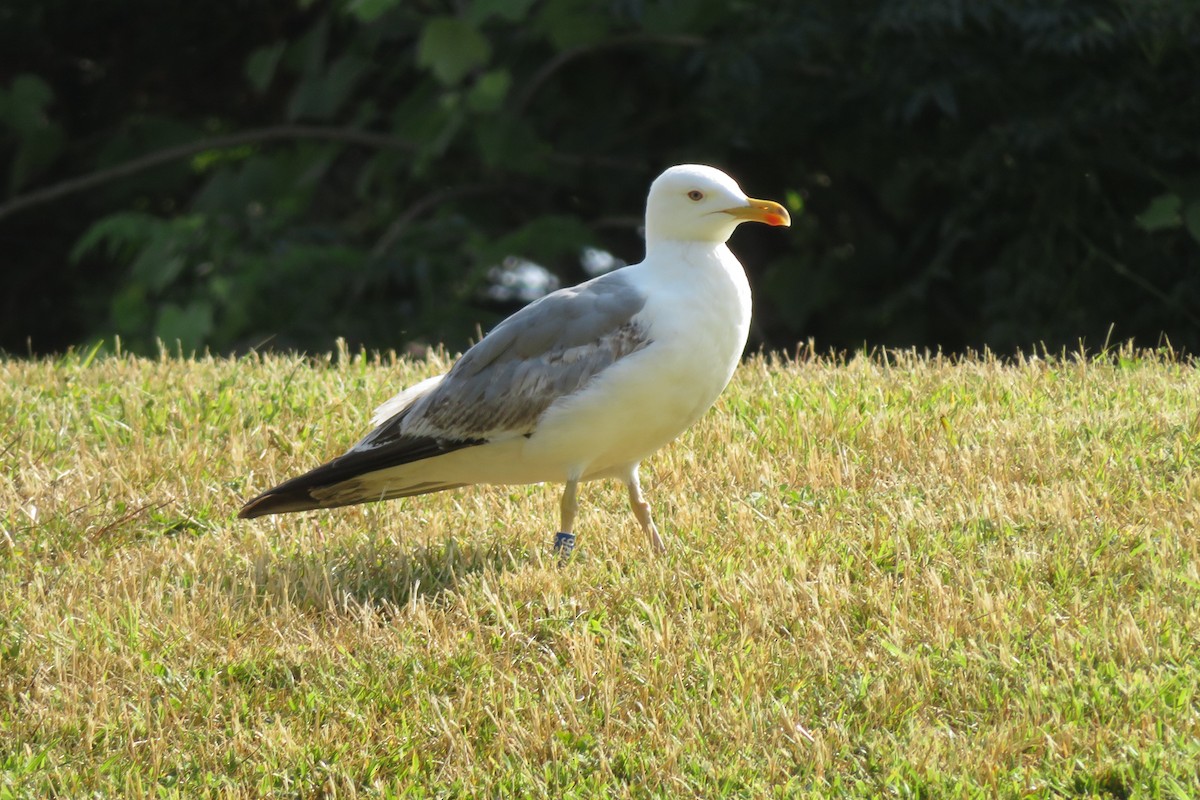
722 197 791 227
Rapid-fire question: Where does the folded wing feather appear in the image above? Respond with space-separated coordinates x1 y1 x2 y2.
237 270 651 518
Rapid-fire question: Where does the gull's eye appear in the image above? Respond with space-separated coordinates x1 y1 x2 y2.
687 190 704 201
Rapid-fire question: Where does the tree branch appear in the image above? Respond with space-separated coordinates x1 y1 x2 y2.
513 33 706 115
371 183 500 259
1074 228 1200 327
0 124 417 222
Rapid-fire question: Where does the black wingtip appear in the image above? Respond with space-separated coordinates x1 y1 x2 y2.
236 432 486 521
236 497 268 519
237 488 322 520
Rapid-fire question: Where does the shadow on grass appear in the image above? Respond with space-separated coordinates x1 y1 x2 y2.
242 534 531 616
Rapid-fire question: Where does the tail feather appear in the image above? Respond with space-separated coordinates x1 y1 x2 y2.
238 432 482 520
237 476 464 519
238 488 327 519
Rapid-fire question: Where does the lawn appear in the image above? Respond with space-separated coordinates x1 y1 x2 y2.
2 344 1198 798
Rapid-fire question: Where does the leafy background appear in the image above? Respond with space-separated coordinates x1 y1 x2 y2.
2 0 1198 357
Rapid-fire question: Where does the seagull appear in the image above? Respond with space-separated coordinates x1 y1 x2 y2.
238 164 790 556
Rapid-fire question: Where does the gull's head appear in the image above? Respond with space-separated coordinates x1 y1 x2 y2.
644 164 790 245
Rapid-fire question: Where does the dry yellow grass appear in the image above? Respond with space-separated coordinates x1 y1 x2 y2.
2 345 1199 798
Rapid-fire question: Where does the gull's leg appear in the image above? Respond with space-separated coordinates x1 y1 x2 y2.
553 479 579 560
626 468 665 554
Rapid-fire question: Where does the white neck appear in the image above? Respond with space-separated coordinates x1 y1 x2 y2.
644 236 732 267
644 221 739 251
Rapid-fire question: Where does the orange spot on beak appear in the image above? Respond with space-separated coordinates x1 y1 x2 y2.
723 198 791 228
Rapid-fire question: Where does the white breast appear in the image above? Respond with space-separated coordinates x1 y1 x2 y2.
524 241 752 479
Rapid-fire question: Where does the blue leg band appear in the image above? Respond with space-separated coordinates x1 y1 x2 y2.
553 531 576 558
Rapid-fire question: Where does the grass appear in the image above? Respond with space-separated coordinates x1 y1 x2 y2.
1 343 1199 798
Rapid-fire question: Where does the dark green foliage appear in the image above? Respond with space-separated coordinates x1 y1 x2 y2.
1 0 1197 356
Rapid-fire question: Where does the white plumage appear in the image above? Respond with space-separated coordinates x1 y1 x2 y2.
239 164 790 554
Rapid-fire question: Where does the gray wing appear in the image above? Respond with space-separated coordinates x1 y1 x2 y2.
237 269 652 519
395 268 651 442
